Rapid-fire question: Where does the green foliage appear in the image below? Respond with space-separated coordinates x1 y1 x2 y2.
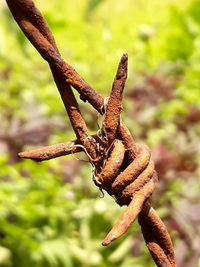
0 0 200 266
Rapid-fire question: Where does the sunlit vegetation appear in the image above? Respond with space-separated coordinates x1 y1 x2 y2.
0 0 200 266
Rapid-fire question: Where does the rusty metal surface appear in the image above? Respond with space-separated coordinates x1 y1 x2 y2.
103 54 128 145
139 201 176 267
6 1 176 266
97 139 125 188
102 175 157 246
110 143 151 195
18 140 83 161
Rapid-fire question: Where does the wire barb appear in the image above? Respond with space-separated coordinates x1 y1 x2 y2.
6 1 176 266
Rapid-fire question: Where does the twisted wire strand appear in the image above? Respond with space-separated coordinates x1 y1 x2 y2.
93 134 175 266
6 1 176 266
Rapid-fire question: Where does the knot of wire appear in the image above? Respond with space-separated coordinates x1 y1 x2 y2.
7 0 176 266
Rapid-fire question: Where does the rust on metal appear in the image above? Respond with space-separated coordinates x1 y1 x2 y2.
6 1 176 266
18 140 83 161
139 201 176 267
117 161 155 205
96 139 125 188
103 54 128 145
102 172 157 246
110 143 151 195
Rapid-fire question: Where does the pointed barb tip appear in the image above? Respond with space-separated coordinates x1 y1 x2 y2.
102 235 116 246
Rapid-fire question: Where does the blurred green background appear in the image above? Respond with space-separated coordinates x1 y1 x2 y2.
0 0 200 266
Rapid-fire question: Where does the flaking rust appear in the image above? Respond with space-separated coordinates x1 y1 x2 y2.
7 0 176 266
95 139 125 189
103 53 128 146
102 174 157 246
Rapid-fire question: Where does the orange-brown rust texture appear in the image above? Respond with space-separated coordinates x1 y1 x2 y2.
18 140 82 161
110 143 151 195
52 73 89 142
50 66 96 159
102 175 157 246
103 54 128 145
18 134 101 161
7 0 104 114
139 202 176 267
97 139 125 188
7 0 101 161
117 161 155 205
12 0 58 51
6 1 136 155
6 1 59 60
146 242 172 267
118 122 138 161
6 0 59 52
6 1 176 266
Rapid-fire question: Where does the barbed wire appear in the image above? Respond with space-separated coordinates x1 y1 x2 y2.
6 0 176 266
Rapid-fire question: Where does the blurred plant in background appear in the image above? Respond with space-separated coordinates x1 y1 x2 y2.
0 0 200 266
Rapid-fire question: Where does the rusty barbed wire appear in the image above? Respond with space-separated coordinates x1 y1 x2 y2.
5 0 176 266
